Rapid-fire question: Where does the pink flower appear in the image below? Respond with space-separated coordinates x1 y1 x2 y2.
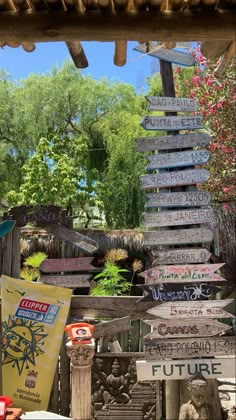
223 187 230 192
223 204 230 210
209 143 218 151
192 76 200 83
206 79 213 86
217 101 224 108
176 66 181 74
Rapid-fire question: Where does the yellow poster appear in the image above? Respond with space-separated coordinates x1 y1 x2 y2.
0 275 72 412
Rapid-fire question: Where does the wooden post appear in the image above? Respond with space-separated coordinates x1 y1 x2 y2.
66 341 95 420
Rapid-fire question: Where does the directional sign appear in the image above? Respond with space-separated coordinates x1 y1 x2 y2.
140 169 210 189
141 115 203 131
144 227 214 246
136 357 236 381
144 336 236 359
146 149 210 170
40 274 91 288
39 257 94 273
143 208 215 228
145 191 212 208
134 43 195 66
139 263 225 284
146 96 198 112
146 299 234 319
46 224 98 254
93 316 133 339
135 133 211 152
0 220 16 238
137 283 222 302
143 319 232 339
151 248 212 265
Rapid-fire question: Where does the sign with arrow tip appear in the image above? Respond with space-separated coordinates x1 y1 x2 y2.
134 43 196 67
143 208 215 228
140 169 210 189
39 257 94 273
144 228 214 246
141 115 203 131
146 96 198 112
145 191 212 208
137 283 222 302
135 133 211 152
46 224 98 254
146 149 211 170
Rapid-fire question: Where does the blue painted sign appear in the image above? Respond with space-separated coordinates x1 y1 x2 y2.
134 43 195 66
0 220 15 238
141 115 203 131
146 149 210 170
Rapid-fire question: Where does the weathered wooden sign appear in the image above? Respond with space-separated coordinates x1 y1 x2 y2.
143 319 232 339
144 227 214 246
4 204 72 227
151 248 211 265
136 357 236 380
134 43 195 66
145 191 212 208
141 115 203 131
40 274 91 288
39 257 94 273
146 96 198 112
135 133 211 152
139 263 225 284
147 299 234 319
140 169 210 190
46 224 98 254
146 149 210 170
93 316 133 339
137 283 222 302
0 220 15 238
143 208 214 228
144 336 236 359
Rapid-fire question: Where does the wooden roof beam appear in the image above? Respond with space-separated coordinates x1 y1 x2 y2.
0 10 235 42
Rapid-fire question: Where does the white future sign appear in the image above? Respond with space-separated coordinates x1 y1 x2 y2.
136 358 236 381
145 191 212 208
146 96 198 112
140 169 210 190
141 115 203 131
135 133 211 152
143 208 215 228
146 150 210 170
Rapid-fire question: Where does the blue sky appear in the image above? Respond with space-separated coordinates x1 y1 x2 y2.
0 41 158 90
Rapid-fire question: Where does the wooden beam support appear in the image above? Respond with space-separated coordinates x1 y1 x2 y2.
66 40 89 68
0 10 235 42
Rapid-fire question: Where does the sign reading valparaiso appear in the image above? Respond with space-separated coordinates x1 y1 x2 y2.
146 149 210 170
152 248 211 265
141 115 203 131
136 358 236 381
146 191 212 208
146 96 198 112
137 283 221 302
144 227 214 246
140 169 210 189
136 133 211 152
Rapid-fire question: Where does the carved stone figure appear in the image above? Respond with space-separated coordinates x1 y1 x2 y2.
103 359 130 406
179 373 215 420
92 358 107 404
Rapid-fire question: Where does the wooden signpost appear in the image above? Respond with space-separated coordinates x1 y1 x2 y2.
46 224 98 254
146 299 234 319
137 283 222 302
39 257 94 273
134 43 196 67
140 169 210 189
40 273 91 288
144 336 236 359
5 204 72 227
139 263 225 284
136 133 211 152
146 96 198 112
145 191 212 208
143 208 214 228
93 316 133 339
136 357 236 380
146 149 210 170
143 319 232 339
151 248 212 265
141 115 203 131
144 227 214 246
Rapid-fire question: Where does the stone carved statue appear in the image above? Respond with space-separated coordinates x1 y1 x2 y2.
179 373 215 420
103 358 130 406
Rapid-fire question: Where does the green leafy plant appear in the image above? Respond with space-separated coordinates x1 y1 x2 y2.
20 252 47 282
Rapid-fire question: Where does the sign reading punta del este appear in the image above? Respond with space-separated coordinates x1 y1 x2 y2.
143 208 215 228
139 263 225 284
146 191 211 208
141 115 203 131
144 227 214 246
146 149 210 170
136 133 211 152
140 169 210 190
152 248 211 265
146 96 199 112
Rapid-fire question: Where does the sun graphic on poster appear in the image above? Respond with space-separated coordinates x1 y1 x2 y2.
2 316 48 375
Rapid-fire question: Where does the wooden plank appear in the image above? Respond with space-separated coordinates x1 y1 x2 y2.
46 224 98 254
151 248 211 264
140 169 210 189
143 319 232 339
136 133 211 152
40 273 91 287
144 227 214 246
145 191 212 208
143 208 214 228
134 44 195 66
137 283 222 302
146 96 198 112
140 115 203 131
139 263 225 284
39 257 94 273
146 149 210 170
144 336 236 359
93 316 133 338
0 12 235 42
136 357 236 381
147 299 235 319
5 204 71 227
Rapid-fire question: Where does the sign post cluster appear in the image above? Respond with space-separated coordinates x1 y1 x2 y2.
135 95 235 381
